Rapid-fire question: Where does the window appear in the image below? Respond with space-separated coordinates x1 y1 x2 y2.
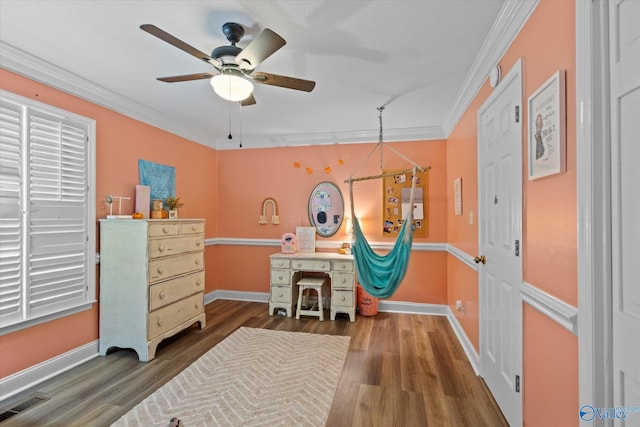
0 90 96 334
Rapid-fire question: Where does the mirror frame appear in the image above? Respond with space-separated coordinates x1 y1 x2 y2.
308 181 344 237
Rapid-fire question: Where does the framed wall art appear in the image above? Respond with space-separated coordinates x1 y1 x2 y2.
527 70 566 180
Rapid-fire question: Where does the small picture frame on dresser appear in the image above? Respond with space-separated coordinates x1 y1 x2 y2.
296 227 316 252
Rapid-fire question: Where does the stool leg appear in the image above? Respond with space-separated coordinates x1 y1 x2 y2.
296 286 304 320
317 286 324 321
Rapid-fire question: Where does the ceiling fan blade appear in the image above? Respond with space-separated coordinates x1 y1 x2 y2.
252 72 316 92
236 28 286 71
140 24 221 68
157 72 215 83
241 94 256 106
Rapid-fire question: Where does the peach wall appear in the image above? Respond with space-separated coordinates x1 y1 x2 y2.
445 0 578 425
0 69 217 377
215 140 448 304
523 304 578 427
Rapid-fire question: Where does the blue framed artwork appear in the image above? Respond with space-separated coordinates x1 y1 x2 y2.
138 159 176 204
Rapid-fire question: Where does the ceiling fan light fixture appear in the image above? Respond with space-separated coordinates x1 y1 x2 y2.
210 71 254 102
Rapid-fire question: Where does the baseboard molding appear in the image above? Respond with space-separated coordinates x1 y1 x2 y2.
205 289 270 305
0 340 99 402
446 307 480 375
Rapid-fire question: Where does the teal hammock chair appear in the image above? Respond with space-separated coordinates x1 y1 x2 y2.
345 107 429 299
348 168 417 299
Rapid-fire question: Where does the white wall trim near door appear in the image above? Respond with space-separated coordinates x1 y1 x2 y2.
0 340 99 402
521 282 578 335
576 0 612 418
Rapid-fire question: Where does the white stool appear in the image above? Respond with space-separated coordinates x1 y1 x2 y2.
295 276 328 321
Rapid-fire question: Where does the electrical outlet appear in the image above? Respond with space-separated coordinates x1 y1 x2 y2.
456 300 463 310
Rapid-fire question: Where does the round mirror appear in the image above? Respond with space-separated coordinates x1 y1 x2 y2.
308 181 344 237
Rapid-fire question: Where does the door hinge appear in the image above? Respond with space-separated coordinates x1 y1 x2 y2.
515 239 520 256
515 374 520 392
515 106 520 123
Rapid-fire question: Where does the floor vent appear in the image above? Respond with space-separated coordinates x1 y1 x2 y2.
0 395 49 423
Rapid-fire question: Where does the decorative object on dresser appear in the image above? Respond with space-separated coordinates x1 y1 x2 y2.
269 252 356 322
99 219 206 362
165 196 184 219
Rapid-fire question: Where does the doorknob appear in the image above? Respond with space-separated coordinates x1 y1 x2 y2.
474 255 486 264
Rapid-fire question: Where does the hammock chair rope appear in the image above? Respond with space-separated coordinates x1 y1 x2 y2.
345 107 430 299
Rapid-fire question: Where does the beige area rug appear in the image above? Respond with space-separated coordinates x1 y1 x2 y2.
112 327 351 427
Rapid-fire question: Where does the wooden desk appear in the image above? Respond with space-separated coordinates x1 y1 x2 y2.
269 252 356 322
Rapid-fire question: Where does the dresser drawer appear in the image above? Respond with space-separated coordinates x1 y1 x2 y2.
149 235 204 259
270 285 291 303
332 289 354 308
148 293 203 340
271 269 291 285
291 259 331 272
149 252 204 283
270 258 291 269
332 272 354 289
180 221 205 235
149 271 205 311
332 260 354 272
148 222 180 238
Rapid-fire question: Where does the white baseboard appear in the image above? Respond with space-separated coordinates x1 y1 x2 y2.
446 307 480 375
0 340 99 402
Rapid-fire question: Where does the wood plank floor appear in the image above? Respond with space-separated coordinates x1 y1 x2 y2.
0 299 508 426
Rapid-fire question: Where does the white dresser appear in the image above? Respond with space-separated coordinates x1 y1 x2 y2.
99 219 206 362
269 252 356 322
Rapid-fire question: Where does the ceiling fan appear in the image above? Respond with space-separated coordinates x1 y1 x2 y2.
140 22 316 106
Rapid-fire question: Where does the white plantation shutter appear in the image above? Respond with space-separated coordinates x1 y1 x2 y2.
0 99 24 325
0 90 95 331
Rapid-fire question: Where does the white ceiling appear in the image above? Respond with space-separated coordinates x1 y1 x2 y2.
0 0 529 150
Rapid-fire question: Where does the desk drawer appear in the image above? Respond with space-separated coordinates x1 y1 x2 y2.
149 271 205 311
332 272 354 290
270 258 291 269
270 285 291 303
271 269 291 285
332 260 354 272
149 252 204 283
332 289 353 308
149 235 204 259
291 259 330 272
148 293 203 340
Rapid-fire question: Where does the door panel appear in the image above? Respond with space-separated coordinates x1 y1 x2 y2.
611 1 640 423
478 59 523 427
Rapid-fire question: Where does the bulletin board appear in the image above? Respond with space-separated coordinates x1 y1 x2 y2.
382 168 428 237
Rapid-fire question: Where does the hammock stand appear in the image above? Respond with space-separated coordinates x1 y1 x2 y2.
344 107 430 299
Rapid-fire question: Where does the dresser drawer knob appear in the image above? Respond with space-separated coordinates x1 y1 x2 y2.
158 245 165 252
157 319 163 327
195 259 201 265
159 291 166 299
297 263 302 268
194 302 199 309
341 296 346 302
157 266 164 274
196 279 202 286
278 275 283 280
191 225 197 231
196 239 201 246
162 227 169 234
278 292 284 297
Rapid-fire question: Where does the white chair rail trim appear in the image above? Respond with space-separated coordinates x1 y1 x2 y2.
520 281 578 335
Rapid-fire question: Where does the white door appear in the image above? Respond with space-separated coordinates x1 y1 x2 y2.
610 1 640 425
478 59 523 427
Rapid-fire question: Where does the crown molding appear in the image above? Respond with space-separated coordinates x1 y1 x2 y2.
0 41 215 146
442 0 539 136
